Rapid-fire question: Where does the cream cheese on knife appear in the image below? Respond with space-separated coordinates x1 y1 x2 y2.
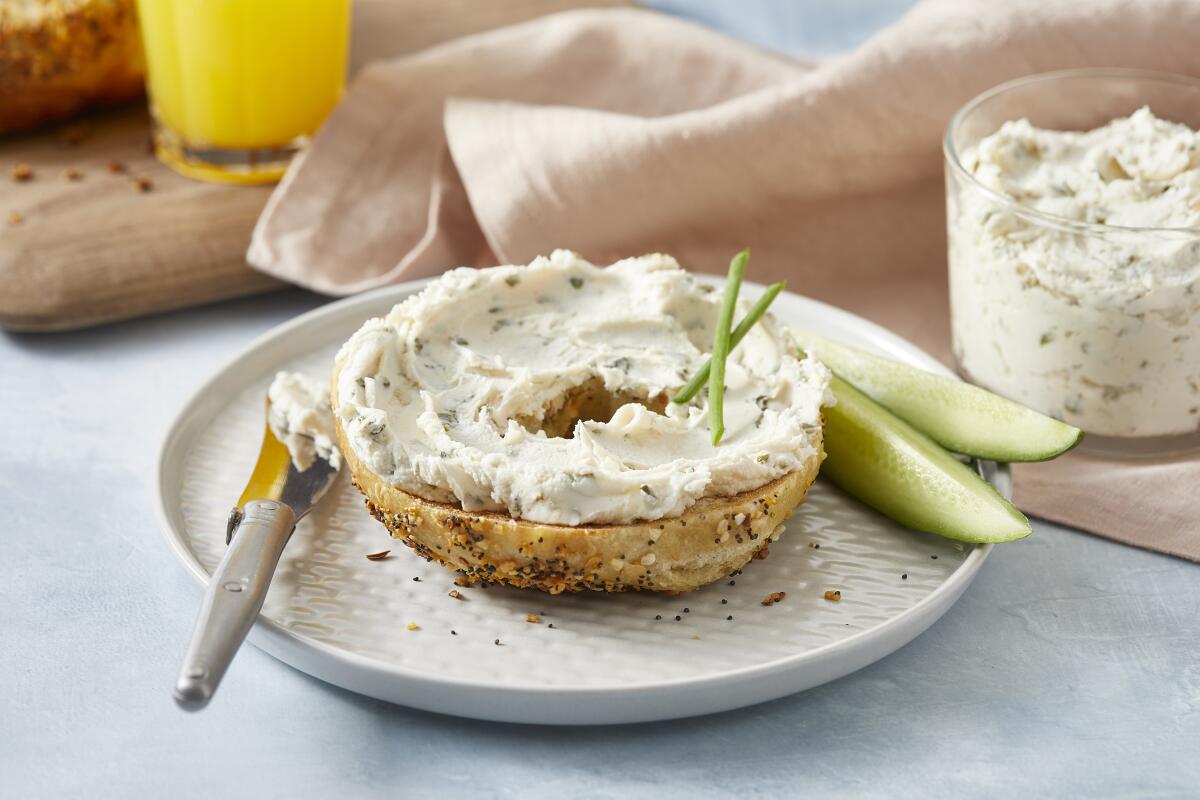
267 371 341 472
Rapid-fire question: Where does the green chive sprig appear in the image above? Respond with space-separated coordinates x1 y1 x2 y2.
672 278 785 406
705 249 748 445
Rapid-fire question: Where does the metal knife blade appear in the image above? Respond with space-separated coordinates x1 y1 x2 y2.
174 397 340 710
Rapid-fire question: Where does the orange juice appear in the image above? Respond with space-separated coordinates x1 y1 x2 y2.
136 0 351 183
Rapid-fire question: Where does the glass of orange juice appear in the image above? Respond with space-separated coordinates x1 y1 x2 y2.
135 0 351 184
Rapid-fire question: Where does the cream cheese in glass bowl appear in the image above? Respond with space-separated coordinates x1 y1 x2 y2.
944 69 1200 458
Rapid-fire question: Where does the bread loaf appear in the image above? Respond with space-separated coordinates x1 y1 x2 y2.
0 0 144 134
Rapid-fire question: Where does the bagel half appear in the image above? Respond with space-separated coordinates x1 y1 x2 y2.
334 359 824 594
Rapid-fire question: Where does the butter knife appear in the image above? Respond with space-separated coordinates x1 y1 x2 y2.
174 398 340 710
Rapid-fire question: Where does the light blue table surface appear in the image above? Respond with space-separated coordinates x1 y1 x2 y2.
4 4 1198 798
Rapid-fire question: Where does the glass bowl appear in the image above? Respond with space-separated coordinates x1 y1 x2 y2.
944 69 1200 458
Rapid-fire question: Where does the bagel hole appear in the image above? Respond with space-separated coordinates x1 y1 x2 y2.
514 377 668 439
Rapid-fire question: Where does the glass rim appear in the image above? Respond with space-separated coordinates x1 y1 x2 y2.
943 67 1200 237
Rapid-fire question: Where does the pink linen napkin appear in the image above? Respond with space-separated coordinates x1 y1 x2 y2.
249 0 1200 561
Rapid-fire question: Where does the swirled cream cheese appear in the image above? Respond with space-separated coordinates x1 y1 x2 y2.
950 108 1200 438
267 371 341 471
334 251 830 526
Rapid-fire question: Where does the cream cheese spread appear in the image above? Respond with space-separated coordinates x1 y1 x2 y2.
267 371 341 472
334 250 830 526
949 108 1200 438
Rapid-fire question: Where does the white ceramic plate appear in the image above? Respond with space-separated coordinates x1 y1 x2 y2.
156 279 1002 725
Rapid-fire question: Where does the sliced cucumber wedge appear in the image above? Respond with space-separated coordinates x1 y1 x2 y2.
796 332 1082 462
822 375 1032 544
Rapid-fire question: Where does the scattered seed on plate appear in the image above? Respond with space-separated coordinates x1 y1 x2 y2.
448 590 465 600
11 163 33 182
721 598 728 605
824 590 842 602
412 576 421 582
761 591 786 606
132 176 153 193
547 623 555 629
691 635 700 640
365 550 391 561
450 630 458 636
901 573 908 580
931 555 938 559
526 613 541 624
655 614 662 620
406 622 420 631
674 615 681 621
494 638 502 646
726 615 733 621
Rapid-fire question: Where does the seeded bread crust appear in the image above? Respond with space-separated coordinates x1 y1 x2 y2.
0 0 144 134
332 360 824 594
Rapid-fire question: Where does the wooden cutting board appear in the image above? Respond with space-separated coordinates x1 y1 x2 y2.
0 0 629 332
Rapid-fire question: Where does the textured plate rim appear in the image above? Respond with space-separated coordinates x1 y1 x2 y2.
155 279 998 722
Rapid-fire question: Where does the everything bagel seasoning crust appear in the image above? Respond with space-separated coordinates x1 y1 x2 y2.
334 251 830 526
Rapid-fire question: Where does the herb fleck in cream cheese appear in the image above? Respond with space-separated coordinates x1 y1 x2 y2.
950 108 1200 437
334 251 830 526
